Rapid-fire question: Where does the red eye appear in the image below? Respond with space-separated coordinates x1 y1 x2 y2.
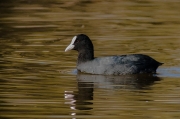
75 40 79 43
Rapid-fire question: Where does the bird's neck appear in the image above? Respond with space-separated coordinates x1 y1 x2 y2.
77 50 94 64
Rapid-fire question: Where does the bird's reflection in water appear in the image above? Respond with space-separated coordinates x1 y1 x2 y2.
77 73 161 90
64 73 161 115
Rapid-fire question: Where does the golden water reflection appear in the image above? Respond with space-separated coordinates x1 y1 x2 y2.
0 0 180 119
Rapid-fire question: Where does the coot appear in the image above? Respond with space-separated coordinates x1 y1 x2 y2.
65 34 163 75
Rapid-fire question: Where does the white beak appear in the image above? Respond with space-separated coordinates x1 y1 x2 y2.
65 44 74 52
64 36 77 52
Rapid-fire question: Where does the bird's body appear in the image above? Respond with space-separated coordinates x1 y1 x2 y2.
77 54 162 75
65 34 163 75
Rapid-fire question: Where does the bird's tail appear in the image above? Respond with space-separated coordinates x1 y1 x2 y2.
158 62 164 66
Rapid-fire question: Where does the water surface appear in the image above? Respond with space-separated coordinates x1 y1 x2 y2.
0 0 180 119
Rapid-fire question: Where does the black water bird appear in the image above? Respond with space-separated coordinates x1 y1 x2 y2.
65 34 163 75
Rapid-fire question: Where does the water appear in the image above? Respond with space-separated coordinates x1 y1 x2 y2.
0 0 180 118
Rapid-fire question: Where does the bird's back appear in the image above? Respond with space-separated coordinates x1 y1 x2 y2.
77 54 162 75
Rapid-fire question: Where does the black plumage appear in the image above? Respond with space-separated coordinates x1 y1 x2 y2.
65 34 163 75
